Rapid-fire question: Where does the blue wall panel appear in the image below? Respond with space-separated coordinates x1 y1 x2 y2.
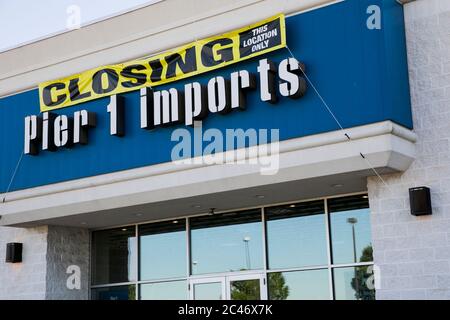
0 0 412 192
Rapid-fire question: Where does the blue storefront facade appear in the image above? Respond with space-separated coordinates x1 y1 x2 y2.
3 0 441 300
0 0 412 193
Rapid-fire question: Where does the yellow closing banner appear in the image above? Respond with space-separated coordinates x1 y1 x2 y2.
38 14 286 112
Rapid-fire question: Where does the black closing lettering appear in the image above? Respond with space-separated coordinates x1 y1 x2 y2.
121 64 147 88
42 83 67 107
92 68 119 94
165 46 197 79
148 59 163 82
69 78 92 101
201 38 234 67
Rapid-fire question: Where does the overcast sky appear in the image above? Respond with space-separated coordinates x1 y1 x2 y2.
0 0 162 52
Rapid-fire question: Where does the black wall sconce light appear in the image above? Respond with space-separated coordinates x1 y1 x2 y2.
5 243 22 263
409 187 432 216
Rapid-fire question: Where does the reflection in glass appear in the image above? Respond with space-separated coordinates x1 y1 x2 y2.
333 266 375 300
328 195 373 264
190 209 263 275
194 282 223 300
91 227 136 285
140 281 187 300
230 279 261 300
266 201 327 269
139 220 186 280
268 269 329 300
91 285 136 300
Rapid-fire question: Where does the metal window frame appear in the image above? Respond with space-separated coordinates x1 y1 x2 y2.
89 191 374 300
189 276 227 300
90 191 368 231
324 198 334 300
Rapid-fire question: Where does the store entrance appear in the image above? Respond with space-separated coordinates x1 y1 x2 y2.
189 273 267 300
91 194 375 300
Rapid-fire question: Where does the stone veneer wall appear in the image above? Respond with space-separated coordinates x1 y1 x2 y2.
368 0 450 300
0 226 89 300
0 226 48 299
45 226 90 300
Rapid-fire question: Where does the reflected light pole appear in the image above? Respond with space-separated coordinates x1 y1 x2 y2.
347 217 358 263
243 236 251 270
347 217 359 295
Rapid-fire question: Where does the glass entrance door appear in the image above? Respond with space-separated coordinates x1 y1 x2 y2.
190 277 226 300
190 273 266 300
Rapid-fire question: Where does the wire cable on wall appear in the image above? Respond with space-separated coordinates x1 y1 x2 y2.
285 45 393 192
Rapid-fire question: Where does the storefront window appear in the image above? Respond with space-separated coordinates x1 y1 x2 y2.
91 285 136 300
140 281 188 300
333 266 375 300
91 227 137 285
190 209 264 275
328 195 373 265
139 220 187 280
230 279 261 300
266 200 328 269
91 194 374 300
268 269 330 300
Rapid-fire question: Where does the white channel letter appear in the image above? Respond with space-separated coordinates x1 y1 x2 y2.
54 115 69 147
73 110 95 144
184 82 204 126
257 58 277 103
140 87 152 129
208 76 229 113
279 58 305 98
42 112 55 151
24 115 40 155
231 70 255 110
153 88 180 126
107 95 124 136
